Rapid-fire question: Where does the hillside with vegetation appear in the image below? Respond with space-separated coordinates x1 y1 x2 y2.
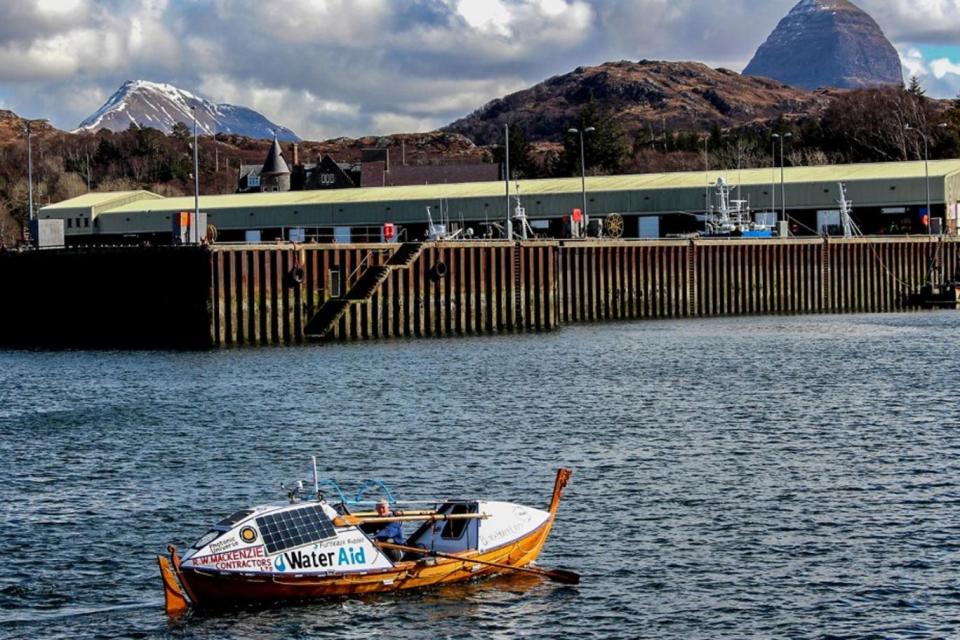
1 64 959 246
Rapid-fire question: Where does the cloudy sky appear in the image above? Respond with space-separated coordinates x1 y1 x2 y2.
1 0 958 140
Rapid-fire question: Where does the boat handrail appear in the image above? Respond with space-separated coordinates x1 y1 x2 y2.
352 479 397 506
313 477 399 507
315 478 350 504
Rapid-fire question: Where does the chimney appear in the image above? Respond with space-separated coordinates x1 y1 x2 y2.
292 143 299 167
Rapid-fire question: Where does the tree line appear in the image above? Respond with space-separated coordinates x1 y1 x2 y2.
2 81 959 246
497 82 960 180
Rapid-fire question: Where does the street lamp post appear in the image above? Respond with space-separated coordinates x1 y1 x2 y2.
504 123 512 240
25 122 34 225
192 107 200 234
770 136 777 216
773 132 792 226
569 126 595 233
736 138 743 200
904 124 947 235
702 137 709 209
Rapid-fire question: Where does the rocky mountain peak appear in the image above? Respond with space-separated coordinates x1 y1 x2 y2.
75 80 300 141
789 0 858 14
743 0 902 90
444 59 830 146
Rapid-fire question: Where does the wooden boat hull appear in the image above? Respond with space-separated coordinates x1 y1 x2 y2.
176 514 555 605
161 468 572 611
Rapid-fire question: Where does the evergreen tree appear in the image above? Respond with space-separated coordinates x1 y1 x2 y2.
558 101 629 176
491 123 535 179
947 90 960 127
907 76 926 98
171 121 191 142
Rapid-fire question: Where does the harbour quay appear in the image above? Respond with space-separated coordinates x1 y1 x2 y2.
1 236 956 349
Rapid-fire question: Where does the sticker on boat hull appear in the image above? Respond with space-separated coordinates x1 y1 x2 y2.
270 533 393 573
477 502 551 552
189 545 273 571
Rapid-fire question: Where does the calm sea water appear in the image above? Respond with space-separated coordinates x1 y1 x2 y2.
1 313 959 639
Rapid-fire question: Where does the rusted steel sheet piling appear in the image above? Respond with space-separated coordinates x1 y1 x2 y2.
206 236 957 347
208 241 558 347
0 236 955 349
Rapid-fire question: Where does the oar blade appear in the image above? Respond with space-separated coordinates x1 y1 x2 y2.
545 568 580 585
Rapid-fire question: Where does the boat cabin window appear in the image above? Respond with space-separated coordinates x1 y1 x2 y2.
441 503 474 539
216 509 255 529
256 505 336 555
192 530 221 549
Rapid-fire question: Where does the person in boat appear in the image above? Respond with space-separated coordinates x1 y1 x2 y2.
373 499 404 562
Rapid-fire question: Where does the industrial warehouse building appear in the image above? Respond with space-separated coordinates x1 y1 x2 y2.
40 159 960 245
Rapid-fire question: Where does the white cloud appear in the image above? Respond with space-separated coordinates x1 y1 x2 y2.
931 57 960 79
901 47 928 77
860 0 960 44
456 0 513 36
896 47 960 99
371 112 445 135
253 0 391 45
2 0 960 139
36 0 86 16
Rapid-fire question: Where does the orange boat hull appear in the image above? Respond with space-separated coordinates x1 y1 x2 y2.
178 515 555 605
161 468 572 611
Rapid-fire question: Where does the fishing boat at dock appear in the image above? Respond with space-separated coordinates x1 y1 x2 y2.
158 466 575 614
703 177 776 238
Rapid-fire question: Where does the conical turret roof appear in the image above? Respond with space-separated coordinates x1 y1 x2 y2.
261 136 290 176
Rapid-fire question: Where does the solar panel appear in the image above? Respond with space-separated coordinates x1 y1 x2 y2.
256 505 337 555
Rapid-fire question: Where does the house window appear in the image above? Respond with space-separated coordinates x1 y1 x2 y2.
67 218 73 228
83 218 90 228
320 173 335 185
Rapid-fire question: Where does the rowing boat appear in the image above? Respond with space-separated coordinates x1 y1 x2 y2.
158 466 574 614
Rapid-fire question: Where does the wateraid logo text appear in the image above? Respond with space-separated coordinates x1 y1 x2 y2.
276 546 367 571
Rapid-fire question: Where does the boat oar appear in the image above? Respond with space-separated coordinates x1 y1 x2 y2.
333 513 488 527
347 509 437 518
376 541 580 585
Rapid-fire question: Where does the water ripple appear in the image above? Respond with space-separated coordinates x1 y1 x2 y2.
0 312 958 639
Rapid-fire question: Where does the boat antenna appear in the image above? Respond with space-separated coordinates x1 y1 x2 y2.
312 456 319 500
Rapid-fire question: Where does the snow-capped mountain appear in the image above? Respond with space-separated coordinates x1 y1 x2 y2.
75 80 300 141
743 0 902 90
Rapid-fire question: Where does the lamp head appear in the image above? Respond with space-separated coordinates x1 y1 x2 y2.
584 127 596 133
568 128 579 134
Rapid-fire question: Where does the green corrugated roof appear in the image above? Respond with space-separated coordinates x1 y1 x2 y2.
49 159 960 215
41 190 163 210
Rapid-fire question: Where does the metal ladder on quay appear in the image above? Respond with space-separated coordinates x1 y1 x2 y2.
304 242 424 339
513 244 523 328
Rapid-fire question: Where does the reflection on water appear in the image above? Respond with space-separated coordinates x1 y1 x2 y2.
1 312 959 639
